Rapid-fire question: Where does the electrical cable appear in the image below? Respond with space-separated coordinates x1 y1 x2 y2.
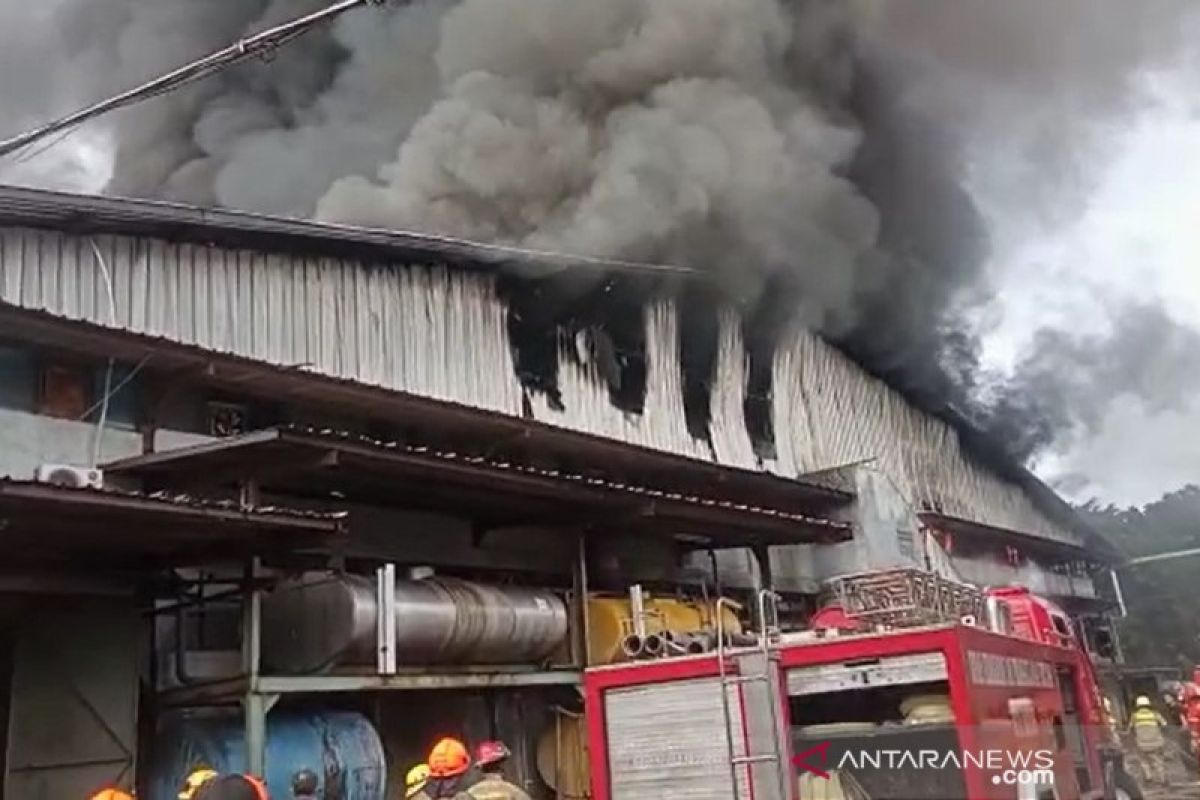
75 354 152 425
88 238 119 467
0 0 380 160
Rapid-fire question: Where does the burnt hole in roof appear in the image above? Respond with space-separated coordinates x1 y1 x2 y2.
679 284 721 442
501 273 654 416
742 275 793 462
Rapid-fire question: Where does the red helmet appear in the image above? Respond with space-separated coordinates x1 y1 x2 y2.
475 740 511 768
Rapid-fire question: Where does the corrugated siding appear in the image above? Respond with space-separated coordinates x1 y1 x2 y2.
771 326 1081 547
0 225 1082 549
0 227 523 413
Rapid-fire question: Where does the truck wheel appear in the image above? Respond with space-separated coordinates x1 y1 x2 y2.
1114 770 1144 800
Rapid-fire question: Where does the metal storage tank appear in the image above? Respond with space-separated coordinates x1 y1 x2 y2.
261 573 568 673
147 711 385 800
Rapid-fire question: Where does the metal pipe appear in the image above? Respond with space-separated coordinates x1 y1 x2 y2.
1110 569 1129 618
629 584 647 639
620 634 645 660
578 534 591 668
642 633 666 658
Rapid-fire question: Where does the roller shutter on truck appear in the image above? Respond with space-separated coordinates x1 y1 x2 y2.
603 652 790 800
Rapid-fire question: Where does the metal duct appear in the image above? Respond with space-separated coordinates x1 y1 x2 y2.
261 573 568 673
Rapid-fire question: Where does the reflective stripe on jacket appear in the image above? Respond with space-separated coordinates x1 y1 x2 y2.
1132 707 1166 749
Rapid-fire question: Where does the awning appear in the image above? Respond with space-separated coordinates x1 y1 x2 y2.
920 511 1104 562
0 479 345 566
106 427 851 547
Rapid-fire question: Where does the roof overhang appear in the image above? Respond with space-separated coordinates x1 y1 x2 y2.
0 301 852 516
0 479 344 566
105 427 851 548
921 511 1114 564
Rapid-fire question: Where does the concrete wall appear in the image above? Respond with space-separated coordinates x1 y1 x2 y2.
0 407 142 479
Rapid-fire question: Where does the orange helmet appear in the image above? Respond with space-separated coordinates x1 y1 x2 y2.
428 737 471 778
90 790 135 800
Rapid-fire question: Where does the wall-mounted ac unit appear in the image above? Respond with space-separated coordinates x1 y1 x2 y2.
34 463 104 490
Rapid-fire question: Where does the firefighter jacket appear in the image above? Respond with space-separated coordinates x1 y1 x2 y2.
467 774 533 800
1131 707 1168 750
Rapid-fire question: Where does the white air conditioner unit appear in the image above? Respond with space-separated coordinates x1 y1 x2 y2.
34 463 104 489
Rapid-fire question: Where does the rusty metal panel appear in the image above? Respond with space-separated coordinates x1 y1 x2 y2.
5 597 140 799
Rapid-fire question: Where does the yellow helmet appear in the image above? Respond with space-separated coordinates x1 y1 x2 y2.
1136 696 1152 709
405 763 431 798
179 768 218 800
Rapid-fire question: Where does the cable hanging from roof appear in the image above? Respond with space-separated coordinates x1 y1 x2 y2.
0 0 386 160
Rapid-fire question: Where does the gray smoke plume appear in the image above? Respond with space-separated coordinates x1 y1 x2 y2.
314 0 879 323
2 0 1198 477
979 304 1200 463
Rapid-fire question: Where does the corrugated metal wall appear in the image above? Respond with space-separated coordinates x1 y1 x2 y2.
0 225 1082 550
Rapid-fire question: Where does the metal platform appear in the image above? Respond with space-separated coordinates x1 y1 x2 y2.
161 666 582 707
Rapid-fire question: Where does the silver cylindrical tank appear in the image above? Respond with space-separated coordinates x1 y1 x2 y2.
261 573 567 673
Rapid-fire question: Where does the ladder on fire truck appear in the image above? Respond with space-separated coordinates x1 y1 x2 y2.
715 590 790 800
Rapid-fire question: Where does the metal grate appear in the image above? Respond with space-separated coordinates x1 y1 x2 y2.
826 567 984 628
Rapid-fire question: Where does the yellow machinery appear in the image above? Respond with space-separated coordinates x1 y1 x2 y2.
537 594 742 797
585 594 742 665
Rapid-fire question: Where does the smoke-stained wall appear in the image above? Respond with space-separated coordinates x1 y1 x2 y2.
0 223 1084 550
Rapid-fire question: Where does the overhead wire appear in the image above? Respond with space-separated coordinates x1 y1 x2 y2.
0 0 381 160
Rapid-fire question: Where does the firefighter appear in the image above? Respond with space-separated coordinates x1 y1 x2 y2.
180 767 219 800
468 741 531 800
1129 695 1171 787
425 737 474 799
406 764 432 799
291 769 319 799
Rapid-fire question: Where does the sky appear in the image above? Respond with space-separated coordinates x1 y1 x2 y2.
970 57 1200 506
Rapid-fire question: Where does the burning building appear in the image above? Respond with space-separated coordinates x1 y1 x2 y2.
0 181 1117 798
0 0 1149 795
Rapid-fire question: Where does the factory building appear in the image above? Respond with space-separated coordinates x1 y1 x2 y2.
0 185 1115 798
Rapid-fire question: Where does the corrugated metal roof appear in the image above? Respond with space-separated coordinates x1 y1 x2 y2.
105 425 853 546
0 183 691 278
0 477 346 525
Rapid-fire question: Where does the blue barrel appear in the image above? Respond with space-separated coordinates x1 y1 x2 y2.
147 711 386 800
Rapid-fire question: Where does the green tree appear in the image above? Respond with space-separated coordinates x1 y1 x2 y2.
1080 485 1200 667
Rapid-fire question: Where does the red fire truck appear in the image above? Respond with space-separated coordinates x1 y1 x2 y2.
584 572 1140 800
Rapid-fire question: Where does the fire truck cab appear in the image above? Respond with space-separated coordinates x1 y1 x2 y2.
584 576 1137 800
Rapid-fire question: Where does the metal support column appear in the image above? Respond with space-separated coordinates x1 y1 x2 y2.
751 544 774 632
575 532 591 668
241 557 270 777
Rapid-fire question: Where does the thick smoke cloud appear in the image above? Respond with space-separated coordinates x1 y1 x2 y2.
315 0 879 323
1 0 1198 477
844 0 1200 465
